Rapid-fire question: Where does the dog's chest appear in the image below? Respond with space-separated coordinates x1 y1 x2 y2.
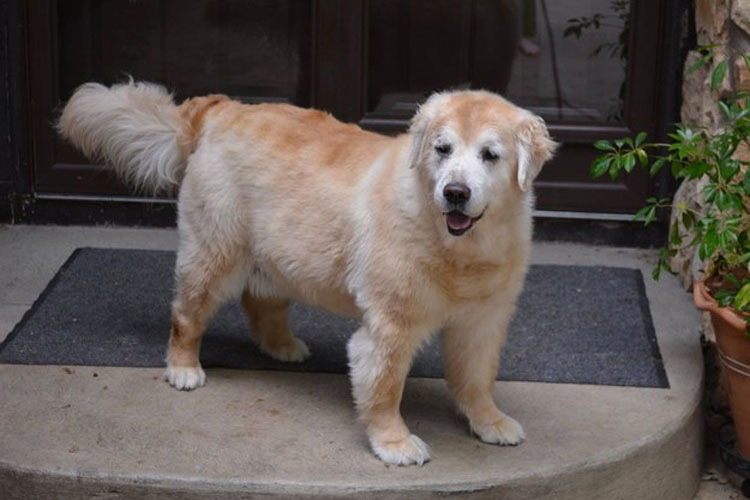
423 259 507 304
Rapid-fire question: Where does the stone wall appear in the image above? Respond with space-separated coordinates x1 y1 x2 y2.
672 0 750 295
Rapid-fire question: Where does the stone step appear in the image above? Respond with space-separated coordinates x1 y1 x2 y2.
0 227 704 499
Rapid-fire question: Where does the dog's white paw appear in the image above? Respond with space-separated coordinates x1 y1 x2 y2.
164 365 206 391
371 434 432 466
472 414 525 446
262 337 310 362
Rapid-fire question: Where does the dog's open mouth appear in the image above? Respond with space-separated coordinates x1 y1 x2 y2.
445 210 484 236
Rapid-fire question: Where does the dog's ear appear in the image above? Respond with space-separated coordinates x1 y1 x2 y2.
515 114 558 192
408 92 446 168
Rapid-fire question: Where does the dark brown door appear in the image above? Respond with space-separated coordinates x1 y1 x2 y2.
27 0 665 213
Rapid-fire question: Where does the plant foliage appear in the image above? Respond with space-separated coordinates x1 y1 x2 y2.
591 48 750 320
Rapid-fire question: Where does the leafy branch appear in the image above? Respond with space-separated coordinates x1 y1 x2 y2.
591 80 750 309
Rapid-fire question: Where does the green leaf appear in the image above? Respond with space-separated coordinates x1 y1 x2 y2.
716 189 727 210
636 148 649 167
701 224 719 259
593 140 615 151
728 193 744 213
725 273 741 287
719 230 730 251
635 131 647 147
719 162 739 180
682 210 695 229
712 59 727 92
644 206 657 226
733 283 750 311
590 155 612 178
687 54 712 74
718 100 731 118
652 265 661 280
743 54 750 72
703 182 718 203
684 161 710 178
716 289 735 307
622 153 636 173
633 205 651 222
670 220 681 246
671 162 686 178
650 157 667 175
725 227 739 247
609 156 622 180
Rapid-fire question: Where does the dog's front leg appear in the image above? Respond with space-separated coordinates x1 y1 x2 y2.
347 322 431 466
442 310 525 446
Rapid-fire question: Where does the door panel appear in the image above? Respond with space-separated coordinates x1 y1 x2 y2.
358 0 658 212
28 0 666 213
364 0 519 130
35 0 314 195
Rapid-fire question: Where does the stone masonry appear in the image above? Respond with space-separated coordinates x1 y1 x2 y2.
672 0 750 296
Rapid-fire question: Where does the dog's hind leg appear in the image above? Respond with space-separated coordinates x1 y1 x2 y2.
241 292 310 362
164 247 236 391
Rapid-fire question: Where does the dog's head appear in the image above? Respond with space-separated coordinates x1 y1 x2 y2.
408 90 558 237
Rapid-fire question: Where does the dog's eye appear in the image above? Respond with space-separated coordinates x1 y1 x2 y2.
481 148 499 162
435 144 452 156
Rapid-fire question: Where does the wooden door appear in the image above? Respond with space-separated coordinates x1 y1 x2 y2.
27 0 667 213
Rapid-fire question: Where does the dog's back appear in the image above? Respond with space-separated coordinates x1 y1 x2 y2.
59 81 392 196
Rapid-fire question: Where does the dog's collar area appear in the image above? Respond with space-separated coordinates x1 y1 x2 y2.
445 209 485 236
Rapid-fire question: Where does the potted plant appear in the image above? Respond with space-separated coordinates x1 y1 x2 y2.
590 48 750 460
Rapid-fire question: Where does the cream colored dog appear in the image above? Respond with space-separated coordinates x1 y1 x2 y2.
59 81 557 466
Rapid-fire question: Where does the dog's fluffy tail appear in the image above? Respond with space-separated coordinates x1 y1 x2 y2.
58 80 186 193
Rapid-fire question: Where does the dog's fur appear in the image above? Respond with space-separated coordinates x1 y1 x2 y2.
58 81 557 465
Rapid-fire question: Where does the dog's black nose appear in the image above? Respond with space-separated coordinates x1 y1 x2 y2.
443 182 471 204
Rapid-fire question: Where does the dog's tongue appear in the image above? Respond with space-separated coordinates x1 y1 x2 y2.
447 211 472 231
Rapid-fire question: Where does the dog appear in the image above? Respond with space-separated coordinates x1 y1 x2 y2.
58 81 557 465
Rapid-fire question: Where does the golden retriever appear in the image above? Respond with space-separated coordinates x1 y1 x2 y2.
58 81 557 465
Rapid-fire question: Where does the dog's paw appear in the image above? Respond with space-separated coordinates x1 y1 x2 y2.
164 365 206 391
262 337 310 363
472 414 525 446
371 434 432 466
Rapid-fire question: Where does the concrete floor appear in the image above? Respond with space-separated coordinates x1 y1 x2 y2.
696 442 746 500
0 224 724 499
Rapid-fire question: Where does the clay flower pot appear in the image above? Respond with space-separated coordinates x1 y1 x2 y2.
694 281 750 459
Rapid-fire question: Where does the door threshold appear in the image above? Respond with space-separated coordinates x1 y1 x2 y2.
33 193 177 205
533 210 636 222
34 195 638 222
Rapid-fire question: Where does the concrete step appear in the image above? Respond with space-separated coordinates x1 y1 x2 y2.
0 226 705 499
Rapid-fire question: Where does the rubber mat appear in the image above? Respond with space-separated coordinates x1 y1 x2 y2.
0 248 668 387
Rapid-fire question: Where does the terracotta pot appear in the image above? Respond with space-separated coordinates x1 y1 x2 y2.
694 281 750 459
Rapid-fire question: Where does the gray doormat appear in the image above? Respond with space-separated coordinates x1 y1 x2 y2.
0 248 668 388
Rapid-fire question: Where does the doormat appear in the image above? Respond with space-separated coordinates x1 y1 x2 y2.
0 248 668 388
